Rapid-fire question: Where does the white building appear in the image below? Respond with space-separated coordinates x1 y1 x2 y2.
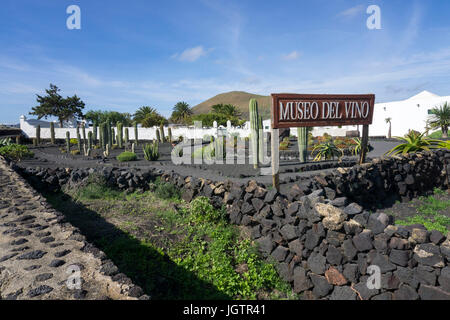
291 90 449 138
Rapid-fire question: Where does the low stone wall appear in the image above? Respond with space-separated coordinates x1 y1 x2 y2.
8 150 450 300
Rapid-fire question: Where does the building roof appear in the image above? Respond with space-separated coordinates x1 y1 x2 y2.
407 90 440 101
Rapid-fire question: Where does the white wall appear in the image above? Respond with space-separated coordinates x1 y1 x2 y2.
19 91 448 140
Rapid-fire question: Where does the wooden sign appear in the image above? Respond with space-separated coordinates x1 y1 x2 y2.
271 93 375 129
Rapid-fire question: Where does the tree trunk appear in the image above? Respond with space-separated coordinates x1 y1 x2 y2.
443 126 448 139
59 119 63 128
388 123 391 139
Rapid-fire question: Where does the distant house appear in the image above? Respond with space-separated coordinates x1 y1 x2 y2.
296 91 449 138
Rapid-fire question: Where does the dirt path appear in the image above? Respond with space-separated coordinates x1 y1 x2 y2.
0 158 143 300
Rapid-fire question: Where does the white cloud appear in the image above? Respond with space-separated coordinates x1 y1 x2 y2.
172 46 212 62
282 51 300 61
337 5 364 18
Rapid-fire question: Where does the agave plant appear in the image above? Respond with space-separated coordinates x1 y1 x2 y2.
143 141 159 161
351 138 370 156
385 130 442 156
438 140 450 150
0 138 13 147
312 142 343 161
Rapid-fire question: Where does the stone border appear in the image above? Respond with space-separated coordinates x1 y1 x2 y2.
8 150 450 300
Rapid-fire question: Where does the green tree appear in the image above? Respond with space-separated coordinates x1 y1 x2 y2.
29 84 85 128
428 102 450 138
170 101 193 124
211 104 242 118
134 106 167 128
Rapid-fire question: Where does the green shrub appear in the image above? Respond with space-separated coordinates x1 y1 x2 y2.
385 130 442 156
143 141 159 161
117 151 138 162
0 138 13 147
428 130 443 139
312 141 342 161
149 178 180 200
189 196 224 222
70 138 78 145
0 144 34 161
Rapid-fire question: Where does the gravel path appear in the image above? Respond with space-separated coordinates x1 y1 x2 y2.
0 158 141 300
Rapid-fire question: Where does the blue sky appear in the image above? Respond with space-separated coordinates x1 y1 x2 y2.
1 0 450 124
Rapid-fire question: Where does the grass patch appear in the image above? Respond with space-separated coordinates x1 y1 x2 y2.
45 179 294 300
117 151 138 162
396 188 450 234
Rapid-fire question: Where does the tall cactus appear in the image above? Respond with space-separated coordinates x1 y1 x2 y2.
125 128 129 145
156 128 161 143
117 122 123 148
50 122 55 144
258 115 264 164
88 131 93 151
66 131 70 154
99 123 104 150
297 127 308 163
168 127 172 143
76 127 82 151
160 122 165 142
134 122 138 146
82 123 86 146
93 122 98 144
107 121 113 148
249 98 260 168
36 125 41 145
112 128 116 145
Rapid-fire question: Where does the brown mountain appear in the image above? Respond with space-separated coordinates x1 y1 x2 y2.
191 91 272 120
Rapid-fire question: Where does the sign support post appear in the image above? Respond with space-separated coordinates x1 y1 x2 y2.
271 127 279 191
359 124 369 164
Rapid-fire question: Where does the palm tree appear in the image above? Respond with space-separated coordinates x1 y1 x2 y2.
385 117 392 139
134 106 158 124
428 102 450 138
171 101 193 123
211 104 242 118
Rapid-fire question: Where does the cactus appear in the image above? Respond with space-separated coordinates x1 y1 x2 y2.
117 122 123 148
125 128 129 146
99 123 104 149
76 127 82 151
103 143 110 157
88 131 93 151
86 148 91 157
143 141 159 161
258 115 264 164
66 131 70 154
76 127 81 151
156 128 161 143
168 127 172 143
50 122 55 144
131 143 135 154
249 98 260 168
82 123 86 146
112 128 116 145
93 122 98 144
36 125 41 145
297 127 308 163
107 121 113 148
160 122 165 142
134 122 138 146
